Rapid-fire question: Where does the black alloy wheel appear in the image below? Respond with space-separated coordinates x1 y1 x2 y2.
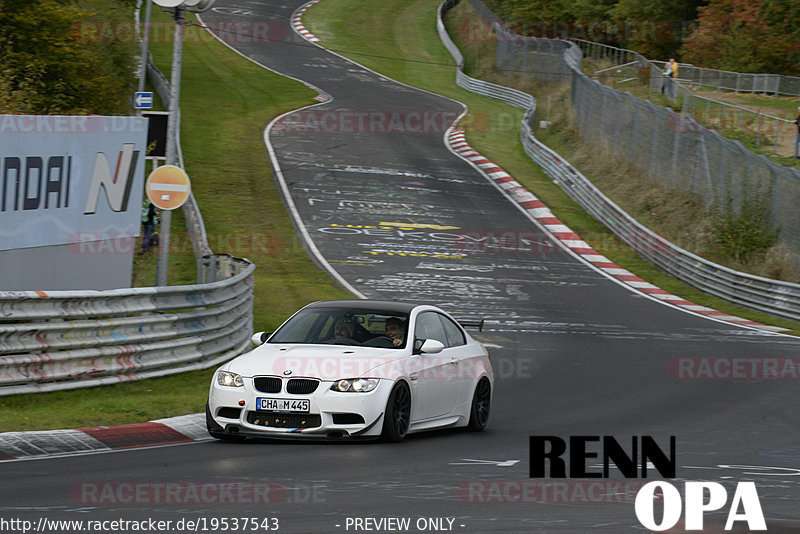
381 381 411 442
467 377 491 431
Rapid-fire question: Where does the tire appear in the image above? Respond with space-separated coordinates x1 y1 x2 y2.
206 403 245 442
467 377 491 432
381 381 411 442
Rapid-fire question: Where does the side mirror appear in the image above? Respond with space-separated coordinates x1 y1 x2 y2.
251 332 271 345
417 339 444 354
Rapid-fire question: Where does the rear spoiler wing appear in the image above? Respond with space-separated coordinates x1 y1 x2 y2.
458 319 485 332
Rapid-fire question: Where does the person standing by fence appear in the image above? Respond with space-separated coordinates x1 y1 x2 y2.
662 58 678 98
141 200 160 253
794 106 800 158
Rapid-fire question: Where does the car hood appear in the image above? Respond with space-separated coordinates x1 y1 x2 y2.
225 344 409 380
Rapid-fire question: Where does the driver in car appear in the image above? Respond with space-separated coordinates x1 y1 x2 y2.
385 317 405 347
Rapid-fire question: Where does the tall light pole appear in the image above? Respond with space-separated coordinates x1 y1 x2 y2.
150 0 216 286
155 4 185 286
137 0 153 105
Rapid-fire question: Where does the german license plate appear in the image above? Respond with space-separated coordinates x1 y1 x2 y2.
256 398 310 413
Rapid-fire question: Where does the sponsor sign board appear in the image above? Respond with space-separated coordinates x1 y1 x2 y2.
0 115 148 251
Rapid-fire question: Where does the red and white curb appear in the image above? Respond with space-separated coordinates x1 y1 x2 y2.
292 0 320 43
446 129 780 333
0 414 207 462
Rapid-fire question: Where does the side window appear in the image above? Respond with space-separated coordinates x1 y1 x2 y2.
414 312 448 347
439 314 466 347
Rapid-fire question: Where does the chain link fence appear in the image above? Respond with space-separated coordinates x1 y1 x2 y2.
643 59 798 154
653 62 800 97
476 0 800 263
479 1 797 157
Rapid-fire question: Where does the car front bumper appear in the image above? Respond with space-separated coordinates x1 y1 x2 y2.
208 377 394 439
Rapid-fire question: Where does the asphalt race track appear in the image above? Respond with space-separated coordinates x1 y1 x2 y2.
3 1 800 532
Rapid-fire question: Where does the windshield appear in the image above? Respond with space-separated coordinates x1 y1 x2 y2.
268 307 409 349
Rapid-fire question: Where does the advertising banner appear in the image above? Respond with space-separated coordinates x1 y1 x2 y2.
0 115 148 251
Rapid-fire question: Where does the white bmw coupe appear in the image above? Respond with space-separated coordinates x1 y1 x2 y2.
206 300 493 441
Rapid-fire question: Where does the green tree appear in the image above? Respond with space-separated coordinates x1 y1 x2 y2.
611 0 706 60
711 193 779 264
483 0 616 38
0 0 137 115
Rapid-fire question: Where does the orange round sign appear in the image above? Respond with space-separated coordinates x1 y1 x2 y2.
145 165 191 210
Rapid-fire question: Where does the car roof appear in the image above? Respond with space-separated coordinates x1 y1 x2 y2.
304 299 419 314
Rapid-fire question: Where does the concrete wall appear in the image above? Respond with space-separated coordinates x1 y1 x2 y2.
0 239 134 290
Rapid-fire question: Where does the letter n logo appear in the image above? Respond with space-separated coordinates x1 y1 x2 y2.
83 143 139 214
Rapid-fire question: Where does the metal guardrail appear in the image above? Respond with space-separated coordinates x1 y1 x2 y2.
437 0 800 322
0 255 254 395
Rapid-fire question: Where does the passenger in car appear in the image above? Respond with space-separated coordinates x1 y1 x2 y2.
333 320 354 340
385 317 406 347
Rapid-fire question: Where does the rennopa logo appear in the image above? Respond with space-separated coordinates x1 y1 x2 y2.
83 143 140 214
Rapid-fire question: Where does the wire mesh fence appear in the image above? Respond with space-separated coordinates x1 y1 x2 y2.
474 0 800 262
658 63 800 97
476 0 798 158
568 43 798 157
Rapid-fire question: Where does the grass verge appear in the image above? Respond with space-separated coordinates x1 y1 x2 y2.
0 8 350 432
304 0 800 335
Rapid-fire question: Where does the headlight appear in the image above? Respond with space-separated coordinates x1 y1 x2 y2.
331 378 379 393
217 371 244 387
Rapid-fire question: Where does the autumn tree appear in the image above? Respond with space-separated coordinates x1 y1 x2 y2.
680 0 800 75
481 0 703 56
752 0 800 75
